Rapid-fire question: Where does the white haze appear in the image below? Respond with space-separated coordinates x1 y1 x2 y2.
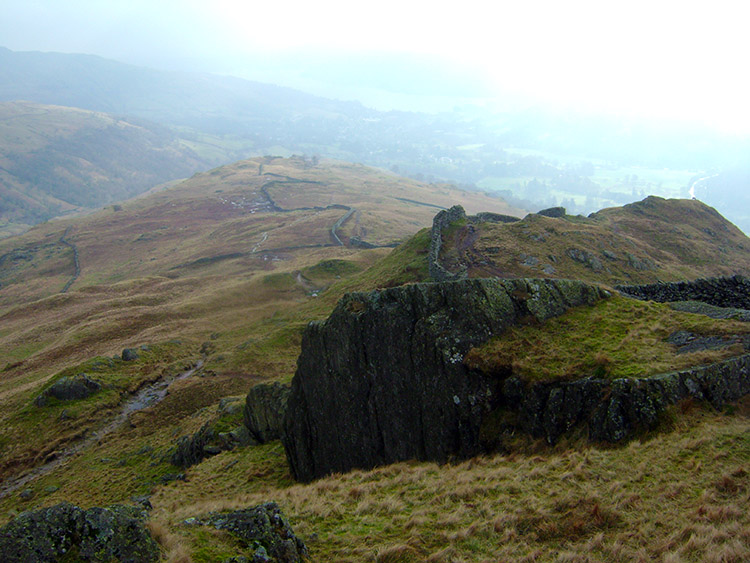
2 0 749 134
2 0 749 234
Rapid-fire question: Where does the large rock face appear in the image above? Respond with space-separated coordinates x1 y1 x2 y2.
282 278 609 482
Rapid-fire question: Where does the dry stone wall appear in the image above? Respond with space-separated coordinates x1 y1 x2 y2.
617 275 750 309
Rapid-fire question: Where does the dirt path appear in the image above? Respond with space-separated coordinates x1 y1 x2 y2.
0 361 203 499
251 232 268 253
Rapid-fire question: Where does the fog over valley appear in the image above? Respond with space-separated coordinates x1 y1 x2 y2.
1 1 748 234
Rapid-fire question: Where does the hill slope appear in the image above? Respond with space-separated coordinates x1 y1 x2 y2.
0 101 211 237
433 197 750 285
0 47 370 128
1 174 749 561
0 155 521 394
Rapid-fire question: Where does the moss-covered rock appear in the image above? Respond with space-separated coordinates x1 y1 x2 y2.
497 354 750 444
199 502 307 562
0 502 159 562
34 374 101 407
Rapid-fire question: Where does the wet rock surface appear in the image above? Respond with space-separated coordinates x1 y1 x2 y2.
282 278 609 482
0 502 159 562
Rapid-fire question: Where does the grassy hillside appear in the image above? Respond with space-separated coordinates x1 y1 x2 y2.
0 101 211 237
438 197 750 285
0 157 519 484
147 403 749 562
1 161 749 561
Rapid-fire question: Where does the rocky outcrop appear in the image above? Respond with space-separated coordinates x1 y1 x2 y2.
617 275 750 309
0 502 159 562
474 212 521 224
282 278 609 482
34 374 101 407
669 301 750 321
171 393 262 468
121 348 139 361
171 422 219 468
666 330 750 354
538 206 566 218
497 354 750 444
428 205 468 282
172 414 256 469
567 248 604 272
244 382 290 443
427 205 521 282
195 502 307 562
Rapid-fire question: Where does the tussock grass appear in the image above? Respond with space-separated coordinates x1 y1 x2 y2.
144 404 749 562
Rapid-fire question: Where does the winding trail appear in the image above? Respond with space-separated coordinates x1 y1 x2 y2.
59 227 80 293
0 361 203 499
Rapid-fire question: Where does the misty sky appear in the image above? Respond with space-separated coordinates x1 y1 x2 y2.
2 0 749 133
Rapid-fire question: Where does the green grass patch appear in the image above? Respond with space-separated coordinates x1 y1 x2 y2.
260 272 297 290
3 339 47 363
329 228 430 292
466 295 750 382
301 258 362 282
214 232 430 377
187 527 248 563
